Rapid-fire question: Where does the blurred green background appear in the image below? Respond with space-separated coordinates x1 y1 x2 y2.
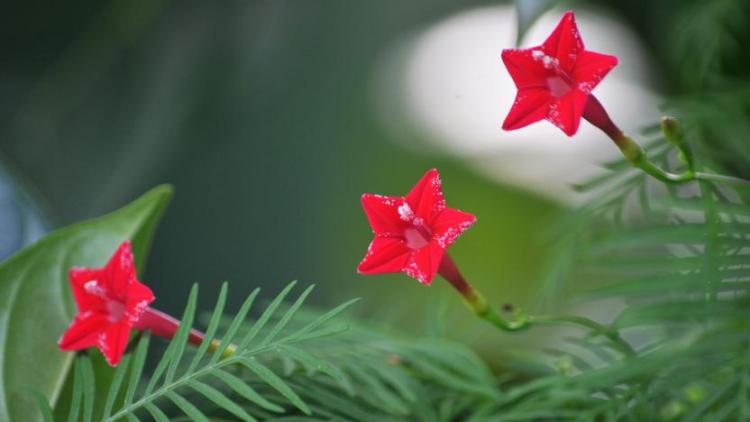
1 0 749 356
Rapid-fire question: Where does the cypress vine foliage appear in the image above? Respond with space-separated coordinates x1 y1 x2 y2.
481 124 750 420
44 282 358 421
46 281 504 421
46 124 750 420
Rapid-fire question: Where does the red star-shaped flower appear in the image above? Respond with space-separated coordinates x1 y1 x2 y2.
357 169 476 285
58 241 154 366
501 11 618 136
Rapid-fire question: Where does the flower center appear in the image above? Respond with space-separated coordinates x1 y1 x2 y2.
546 75 572 98
404 222 431 249
397 202 433 249
106 300 126 323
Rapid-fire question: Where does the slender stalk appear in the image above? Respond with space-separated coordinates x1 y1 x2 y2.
438 254 527 331
528 314 635 356
630 152 694 184
438 253 634 355
582 95 750 187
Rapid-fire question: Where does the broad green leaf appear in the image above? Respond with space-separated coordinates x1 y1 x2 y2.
29 390 54 422
0 185 172 422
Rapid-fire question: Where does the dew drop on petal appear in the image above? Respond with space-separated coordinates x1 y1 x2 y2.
531 49 560 69
398 202 415 221
84 280 107 297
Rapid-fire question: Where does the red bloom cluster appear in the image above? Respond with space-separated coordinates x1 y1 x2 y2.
357 169 476 285
58 11 626 367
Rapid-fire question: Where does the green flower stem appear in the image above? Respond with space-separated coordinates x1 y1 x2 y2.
438 254 634 356
583 99 696 185
528 314 635 356
615 133 750 186
694 172 750 186
438 254 527 331
583 96 750 186
616 136 695 184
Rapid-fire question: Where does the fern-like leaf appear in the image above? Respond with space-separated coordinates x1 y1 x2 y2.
56 281 356 421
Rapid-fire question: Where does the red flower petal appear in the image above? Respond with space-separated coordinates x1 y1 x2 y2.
405 169 446 223
361 194 408 236
104 241 137 301
404 241 444 285
547 89 588 136
68 268 107 313
432 209 477 249
542 11 583 72
58 313 110 350
573 50 618 94
98 320 132 367
125 280 155 324
357 237 411 275
501 48 549 90
502 88 553 131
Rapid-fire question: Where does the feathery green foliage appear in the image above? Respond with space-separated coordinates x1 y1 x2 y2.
42 136 750 421
57 282 358 421
52 129 750 421
479 121 750 419
54 279 510 421
217 308 501 421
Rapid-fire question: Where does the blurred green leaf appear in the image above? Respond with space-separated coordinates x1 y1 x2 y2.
0 185 172 421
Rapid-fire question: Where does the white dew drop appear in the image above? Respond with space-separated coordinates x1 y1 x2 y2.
531 49 559 69
84 280 107 297
398 202 415 221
